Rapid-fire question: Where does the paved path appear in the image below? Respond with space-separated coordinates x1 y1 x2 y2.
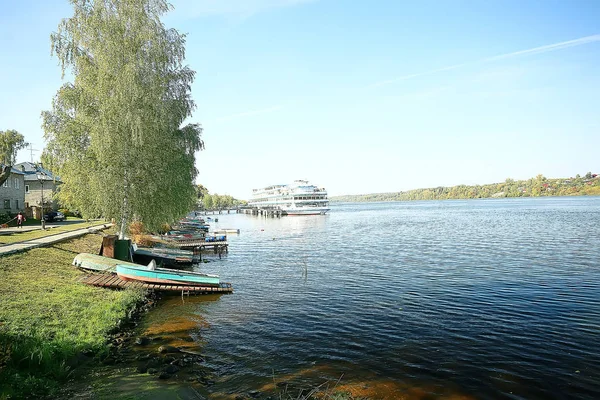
0 223 112 256
0 224 62 235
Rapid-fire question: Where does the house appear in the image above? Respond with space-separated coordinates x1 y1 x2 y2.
0 166 26 215
14 162 62 212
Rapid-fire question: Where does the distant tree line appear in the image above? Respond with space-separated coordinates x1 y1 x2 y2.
195 184 247 210
331 173 600 203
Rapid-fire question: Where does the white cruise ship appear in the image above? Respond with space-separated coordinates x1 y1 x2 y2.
249 180 330 215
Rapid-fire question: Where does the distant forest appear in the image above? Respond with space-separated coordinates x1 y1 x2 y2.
331 172 600 202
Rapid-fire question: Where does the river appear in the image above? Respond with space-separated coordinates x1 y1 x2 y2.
141 197 600 399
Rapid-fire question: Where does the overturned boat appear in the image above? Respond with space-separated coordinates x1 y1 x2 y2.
73 253 143 274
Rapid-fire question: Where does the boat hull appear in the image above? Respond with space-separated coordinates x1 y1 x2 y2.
73 253 143 273
284 208 330 215
133 247 197 266
116 264 220 286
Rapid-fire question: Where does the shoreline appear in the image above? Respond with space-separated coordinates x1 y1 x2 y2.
0 228 360 399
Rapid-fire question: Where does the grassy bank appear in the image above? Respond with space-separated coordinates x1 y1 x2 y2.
0 233 145 398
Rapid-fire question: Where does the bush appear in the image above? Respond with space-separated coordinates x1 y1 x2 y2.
0 212 10 225
58 208 82 218
128 221 146 236
158 223 171 234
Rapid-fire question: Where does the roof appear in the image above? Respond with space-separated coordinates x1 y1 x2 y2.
0 164 25 175
13 162 61 182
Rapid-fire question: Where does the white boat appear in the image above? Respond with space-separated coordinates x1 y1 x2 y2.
249 180 330 215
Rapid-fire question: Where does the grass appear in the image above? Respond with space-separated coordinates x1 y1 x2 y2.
0 219 107 245
0 232 145 398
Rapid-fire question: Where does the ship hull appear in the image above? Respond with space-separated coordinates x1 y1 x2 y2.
284 208 330 215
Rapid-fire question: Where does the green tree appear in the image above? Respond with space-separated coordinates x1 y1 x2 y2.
42 0 204 237
203 194 214 210
196 184 209 199
0 129 28 186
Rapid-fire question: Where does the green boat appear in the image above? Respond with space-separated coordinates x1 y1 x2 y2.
116 263 220 286
73 253 143 273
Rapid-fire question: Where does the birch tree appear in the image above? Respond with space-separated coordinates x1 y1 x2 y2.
0 129 28 186
42 0 204 238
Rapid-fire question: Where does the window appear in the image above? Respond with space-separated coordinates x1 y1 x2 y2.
14 178 19 190
3 200 10 209
25 185 29 193
15 200 18 209
2 181 7 188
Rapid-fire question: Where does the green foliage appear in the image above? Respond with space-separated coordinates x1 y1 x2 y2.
332 173 600 202
0 129 28 165
0 233 145 398
200 192 246 210
42 0 204 236
195 184 209 199
195 184 246 210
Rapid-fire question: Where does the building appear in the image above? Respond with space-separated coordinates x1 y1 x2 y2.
0 166 26 215
14 162 62 212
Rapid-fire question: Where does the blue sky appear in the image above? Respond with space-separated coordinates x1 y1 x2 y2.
1 0 599 199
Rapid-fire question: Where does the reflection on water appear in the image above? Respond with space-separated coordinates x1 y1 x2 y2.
144 197 600 399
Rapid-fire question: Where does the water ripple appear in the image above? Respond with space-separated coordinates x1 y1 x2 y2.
168 197 600 399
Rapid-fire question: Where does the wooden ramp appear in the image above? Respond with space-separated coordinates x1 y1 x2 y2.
81 273 233 294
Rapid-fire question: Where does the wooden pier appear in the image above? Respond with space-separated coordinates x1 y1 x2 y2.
238 207 284 217
170 239 229 253
81 273 233 294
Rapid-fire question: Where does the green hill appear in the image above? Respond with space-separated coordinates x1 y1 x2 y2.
331 173 600 202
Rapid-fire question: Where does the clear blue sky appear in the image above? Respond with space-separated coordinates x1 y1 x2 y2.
1 0 599 199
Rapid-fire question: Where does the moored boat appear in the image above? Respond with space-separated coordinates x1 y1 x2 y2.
213 229 240 234
132 244 198 266
248 180 330 215
116 263 220 286
177 221 210 231
73 253 143 274
165 230 207 240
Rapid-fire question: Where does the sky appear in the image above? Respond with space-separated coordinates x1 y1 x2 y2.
1 0 599 199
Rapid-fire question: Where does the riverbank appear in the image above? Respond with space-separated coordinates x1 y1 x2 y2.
0 229 360 400
331 174 600 202
0 232 145 398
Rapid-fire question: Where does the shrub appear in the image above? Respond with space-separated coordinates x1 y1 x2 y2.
128 221 146 236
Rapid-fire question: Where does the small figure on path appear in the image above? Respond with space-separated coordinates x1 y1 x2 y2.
16 212 25 228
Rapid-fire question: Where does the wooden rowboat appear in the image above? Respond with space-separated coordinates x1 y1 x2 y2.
116 263 220 286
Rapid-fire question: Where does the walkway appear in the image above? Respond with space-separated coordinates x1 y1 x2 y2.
0 223 112 256
0 224 61 235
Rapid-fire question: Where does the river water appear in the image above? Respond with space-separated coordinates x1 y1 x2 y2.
145 197 600 399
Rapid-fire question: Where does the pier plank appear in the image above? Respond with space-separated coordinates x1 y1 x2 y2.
87 274 104 285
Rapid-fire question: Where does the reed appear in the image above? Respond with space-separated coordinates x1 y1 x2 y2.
274 373 366 400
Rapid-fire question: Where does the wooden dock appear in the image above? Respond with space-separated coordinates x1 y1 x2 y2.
81 273 233 294
170 240 229 253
